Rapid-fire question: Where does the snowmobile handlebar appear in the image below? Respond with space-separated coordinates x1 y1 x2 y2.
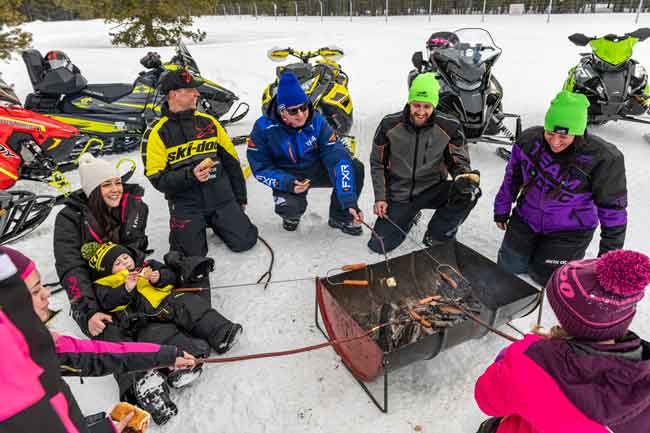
267 47 344 64
569 28 650 46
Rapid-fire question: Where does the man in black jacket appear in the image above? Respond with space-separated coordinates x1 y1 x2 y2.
141 69 258 257
368 73 481 253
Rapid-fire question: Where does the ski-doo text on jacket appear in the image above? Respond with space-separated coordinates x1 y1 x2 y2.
247 100 359 210
141 103 247 208
370 105 471 203
53 184 148 334
475 333 650 433
494 126 627 255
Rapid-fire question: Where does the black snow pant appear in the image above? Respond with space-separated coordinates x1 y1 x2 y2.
169 199 258 258
368 181 477 253
272 159 365 223
497 211 594 286
150 292 234 352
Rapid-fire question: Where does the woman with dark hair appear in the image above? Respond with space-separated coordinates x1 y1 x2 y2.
54 153 149 338
52 154 207 425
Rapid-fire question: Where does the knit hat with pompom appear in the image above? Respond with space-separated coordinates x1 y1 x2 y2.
546 250 650 341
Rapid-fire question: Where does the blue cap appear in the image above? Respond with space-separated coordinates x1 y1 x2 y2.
276 72 308 110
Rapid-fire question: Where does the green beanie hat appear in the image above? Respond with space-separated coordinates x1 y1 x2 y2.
408 73 440 107
544 91 590 136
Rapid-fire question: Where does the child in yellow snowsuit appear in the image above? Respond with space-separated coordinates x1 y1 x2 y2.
82 241 242 355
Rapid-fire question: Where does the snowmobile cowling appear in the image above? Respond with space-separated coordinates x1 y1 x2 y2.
316 241 539 383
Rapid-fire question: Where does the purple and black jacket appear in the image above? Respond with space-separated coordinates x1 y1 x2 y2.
494 126 627 256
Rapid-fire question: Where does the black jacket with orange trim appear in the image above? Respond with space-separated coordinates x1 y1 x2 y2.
370 106 471 203
141 103 247 208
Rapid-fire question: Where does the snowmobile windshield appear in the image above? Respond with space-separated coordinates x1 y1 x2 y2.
590 37 638 66
432 28 501 90
175 41 201 75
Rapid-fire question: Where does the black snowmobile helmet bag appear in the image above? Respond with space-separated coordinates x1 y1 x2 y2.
160 69 204 94
45 50 73 72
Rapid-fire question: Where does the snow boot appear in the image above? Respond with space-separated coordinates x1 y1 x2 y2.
282 218 300 231
211 323 243 355
134 371 178 425
328 218 362 236
167 364 203 389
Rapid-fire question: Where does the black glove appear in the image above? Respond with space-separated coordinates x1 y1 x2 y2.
163 251 215 285
449 170 481 206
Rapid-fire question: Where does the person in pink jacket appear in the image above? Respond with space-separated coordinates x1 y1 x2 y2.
474 249 650 433
0 246 197 433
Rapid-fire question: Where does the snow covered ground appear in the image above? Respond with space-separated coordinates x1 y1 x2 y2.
5 12 650 433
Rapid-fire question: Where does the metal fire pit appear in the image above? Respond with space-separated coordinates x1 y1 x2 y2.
315 240 539 412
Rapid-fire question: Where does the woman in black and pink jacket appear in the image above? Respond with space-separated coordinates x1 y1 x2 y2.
0 246 197 433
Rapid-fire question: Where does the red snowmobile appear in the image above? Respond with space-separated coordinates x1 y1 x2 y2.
0 75 84 244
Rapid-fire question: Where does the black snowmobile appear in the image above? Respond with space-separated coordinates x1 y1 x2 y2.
564 28 650 130
22 40 249 155
262 46 357 155
408 28 521 160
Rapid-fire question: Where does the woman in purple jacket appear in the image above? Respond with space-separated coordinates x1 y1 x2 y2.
494 91 627 285
475 250 650 433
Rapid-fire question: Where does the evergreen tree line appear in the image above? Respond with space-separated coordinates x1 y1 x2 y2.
1 0 647 58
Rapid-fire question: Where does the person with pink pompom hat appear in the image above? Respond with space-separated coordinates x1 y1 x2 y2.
474 250 650 433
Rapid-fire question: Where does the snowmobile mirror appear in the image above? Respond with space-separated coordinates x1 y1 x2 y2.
629 28 650 42
568 33 592 46
117 157 136 183
267 47 291 62
318 46 344 61
412 51 424 70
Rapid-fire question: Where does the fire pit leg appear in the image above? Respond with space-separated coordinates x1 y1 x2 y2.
314 292 389 413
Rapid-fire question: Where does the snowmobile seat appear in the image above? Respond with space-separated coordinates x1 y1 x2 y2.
22 49 46 89
80 83 134 103
276 63 314 82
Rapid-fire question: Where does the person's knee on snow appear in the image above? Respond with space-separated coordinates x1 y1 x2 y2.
141 68 257 256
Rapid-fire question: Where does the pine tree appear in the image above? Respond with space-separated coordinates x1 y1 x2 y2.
107 0 209 47
53 0 210 47
0 0 32 60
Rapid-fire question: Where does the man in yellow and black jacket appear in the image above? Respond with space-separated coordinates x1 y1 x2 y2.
141 69 258 258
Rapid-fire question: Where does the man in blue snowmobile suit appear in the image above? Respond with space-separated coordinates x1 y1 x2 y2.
247 71 365 234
